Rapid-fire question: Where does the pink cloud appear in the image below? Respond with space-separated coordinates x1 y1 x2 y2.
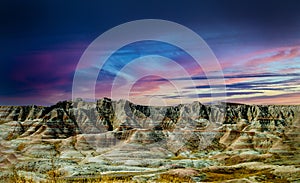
129 75 169 96
245 46 300 68
3 42 87 105
225 77 252 85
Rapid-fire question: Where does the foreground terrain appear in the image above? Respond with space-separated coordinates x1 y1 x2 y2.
0 98 300 182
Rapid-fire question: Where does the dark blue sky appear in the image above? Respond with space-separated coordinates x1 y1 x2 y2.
1 0 300 105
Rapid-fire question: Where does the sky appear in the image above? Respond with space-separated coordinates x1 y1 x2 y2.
1 0 300 106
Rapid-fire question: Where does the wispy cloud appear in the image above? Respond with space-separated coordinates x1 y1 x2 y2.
245 47 300 68
155 72 300 81
2 38 300 105
163 91 263 100
229 92 300 105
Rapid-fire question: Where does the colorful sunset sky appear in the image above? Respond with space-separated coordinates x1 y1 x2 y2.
1 0 300 106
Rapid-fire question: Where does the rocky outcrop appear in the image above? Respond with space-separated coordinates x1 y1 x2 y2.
0 99 299 182
1 99 299 151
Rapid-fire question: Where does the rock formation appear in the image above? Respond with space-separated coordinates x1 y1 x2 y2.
0 99 299 182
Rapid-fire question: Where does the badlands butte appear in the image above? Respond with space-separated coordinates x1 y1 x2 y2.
0 98 300 182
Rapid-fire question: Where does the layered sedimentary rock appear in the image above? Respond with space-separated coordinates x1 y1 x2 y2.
0 99 299 182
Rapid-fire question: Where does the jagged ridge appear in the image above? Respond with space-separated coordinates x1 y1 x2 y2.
0 98 300 182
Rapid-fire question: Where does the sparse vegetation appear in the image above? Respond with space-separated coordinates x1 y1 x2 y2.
4 165 35 183
200 168 289 182
157 174 194 183
16 142 27 151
